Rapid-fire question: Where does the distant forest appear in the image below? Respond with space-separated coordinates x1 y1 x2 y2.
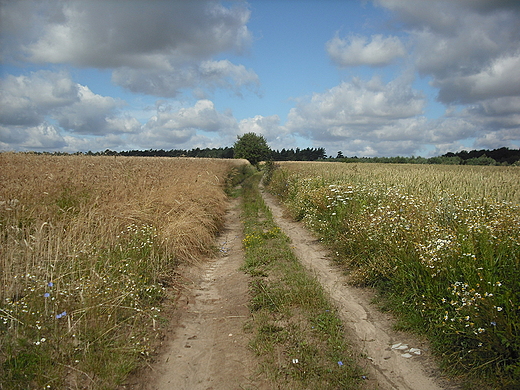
30 146 520 165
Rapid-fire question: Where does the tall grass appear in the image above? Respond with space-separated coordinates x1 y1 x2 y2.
267 162 520 389
0 153 247 389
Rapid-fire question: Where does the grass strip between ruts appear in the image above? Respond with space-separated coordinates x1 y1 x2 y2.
240 171 364 389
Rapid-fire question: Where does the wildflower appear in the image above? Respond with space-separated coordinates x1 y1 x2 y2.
34 337 46 345
56 311 67 319
338 361 344 366
491 321 497 326
292 358 299 364
43 293 50 298
48 282 54 287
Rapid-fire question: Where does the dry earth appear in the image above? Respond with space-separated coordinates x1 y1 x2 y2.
125 188 459 389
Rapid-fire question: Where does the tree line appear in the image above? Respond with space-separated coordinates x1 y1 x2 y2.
333 147 520 165
17 146 520 166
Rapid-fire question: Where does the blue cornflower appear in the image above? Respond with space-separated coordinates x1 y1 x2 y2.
48 282 54 287
44 293 50 298
338 361 343 366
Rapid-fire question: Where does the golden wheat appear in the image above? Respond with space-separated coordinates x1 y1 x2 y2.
0 153 247 388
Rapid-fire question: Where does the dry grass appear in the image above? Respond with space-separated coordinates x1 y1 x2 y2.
0 153 247 389
277 161 520 204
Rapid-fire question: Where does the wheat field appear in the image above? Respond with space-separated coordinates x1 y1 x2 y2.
0 153 247 389
267 162 520 387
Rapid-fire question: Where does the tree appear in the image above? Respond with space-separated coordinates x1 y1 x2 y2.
233 133 271 166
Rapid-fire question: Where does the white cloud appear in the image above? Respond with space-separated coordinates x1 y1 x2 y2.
0 71 79 126
134 99 239 148
1 1 257 98
326 34 406 67
283 73 515 156
376 0 520 104
287 76 425 136
0 70 143 150
239 115 282 138
16 1 252 67
0 71 139 135
436 54 520 104
112 60 259 97
0 123 67 151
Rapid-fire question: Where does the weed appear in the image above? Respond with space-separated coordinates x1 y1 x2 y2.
266 162 520 388
241 172 363 389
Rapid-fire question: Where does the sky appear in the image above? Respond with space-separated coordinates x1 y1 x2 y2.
1 0 520 157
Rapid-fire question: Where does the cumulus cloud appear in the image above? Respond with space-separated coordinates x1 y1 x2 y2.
326 34 406 67
0 70 142 150
0 71 139 135
112 60 259 97
436 54 520 104
287 76 425 135
0 71 79 126
1 1 257 98
134 99 239 148
16 1 251 67
342 0 520 155
285 76 429 155
376 0 520 103
0 123 67 151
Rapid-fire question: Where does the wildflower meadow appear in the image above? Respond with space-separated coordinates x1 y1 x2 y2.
0 153 246 389
267 162 520 388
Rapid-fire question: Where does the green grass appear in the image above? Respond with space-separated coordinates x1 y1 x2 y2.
240 172 363 389
0 221 167 389
267 163 520 389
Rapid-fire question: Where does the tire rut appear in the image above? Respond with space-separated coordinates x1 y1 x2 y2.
260 186 458 390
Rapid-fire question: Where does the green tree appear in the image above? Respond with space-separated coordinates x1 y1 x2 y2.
233 133 271 166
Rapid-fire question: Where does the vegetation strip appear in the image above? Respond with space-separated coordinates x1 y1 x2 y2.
0 154 247 389
266 162 520 389
240 171 363 389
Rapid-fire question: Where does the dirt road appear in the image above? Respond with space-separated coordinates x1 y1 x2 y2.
133 187 456 389
150 198 265 390
261 188 456 390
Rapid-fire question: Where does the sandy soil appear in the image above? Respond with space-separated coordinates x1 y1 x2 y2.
125 188 458 389
152 198 267 390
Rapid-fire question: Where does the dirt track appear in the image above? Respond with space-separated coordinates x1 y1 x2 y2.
261 187 457 390
129 187 457 389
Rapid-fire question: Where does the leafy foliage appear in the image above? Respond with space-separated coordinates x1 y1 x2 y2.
233 132 271 166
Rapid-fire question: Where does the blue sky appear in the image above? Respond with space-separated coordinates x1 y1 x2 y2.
1 0 519 157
